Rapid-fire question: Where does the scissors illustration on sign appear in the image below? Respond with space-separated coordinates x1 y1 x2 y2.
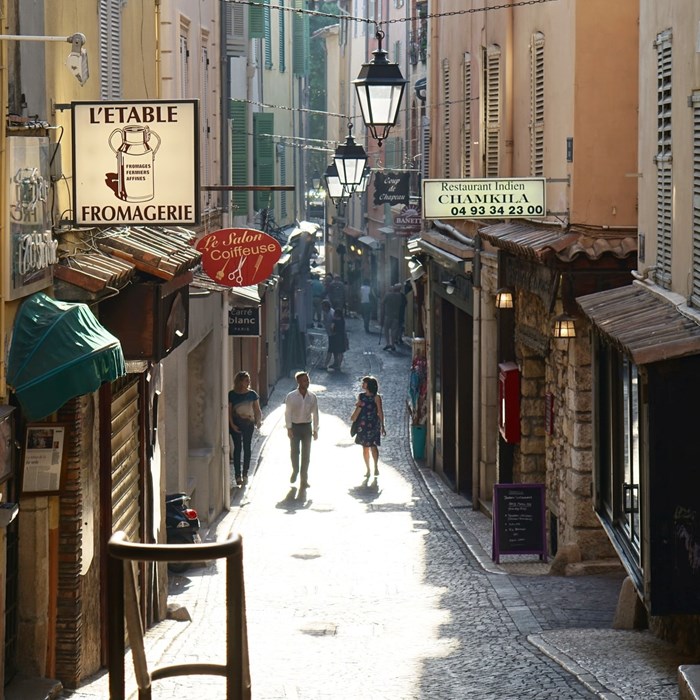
228 256 247 285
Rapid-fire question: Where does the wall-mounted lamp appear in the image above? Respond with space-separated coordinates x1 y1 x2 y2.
0 32 89 85
443 276 457 295
552 313 576 339
495 287 514 309
406 255 425 281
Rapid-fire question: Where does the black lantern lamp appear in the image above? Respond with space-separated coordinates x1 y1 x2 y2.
323 162 346 204
333 122 368 193
353 28 408 146
495 287 514 309
354 166 372 194
311 169 322 192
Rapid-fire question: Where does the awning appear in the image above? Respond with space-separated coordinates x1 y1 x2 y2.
230 285 261 307
357 235 381 250
7 292 126 421
577 283 700 365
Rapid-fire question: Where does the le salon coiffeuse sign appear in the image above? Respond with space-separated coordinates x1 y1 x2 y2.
71 100 199 226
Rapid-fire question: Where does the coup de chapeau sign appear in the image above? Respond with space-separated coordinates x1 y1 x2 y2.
71 100 200 226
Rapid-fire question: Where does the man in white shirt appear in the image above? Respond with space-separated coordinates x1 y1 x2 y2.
284 371 319 488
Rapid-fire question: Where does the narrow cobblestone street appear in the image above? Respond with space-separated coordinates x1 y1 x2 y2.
58 316 695 700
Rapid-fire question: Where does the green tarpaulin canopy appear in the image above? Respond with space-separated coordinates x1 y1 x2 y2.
7 292 126 421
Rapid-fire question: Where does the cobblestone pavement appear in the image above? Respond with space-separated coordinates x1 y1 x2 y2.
59 316 699 700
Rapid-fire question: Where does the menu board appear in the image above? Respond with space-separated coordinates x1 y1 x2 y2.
492 483 547 564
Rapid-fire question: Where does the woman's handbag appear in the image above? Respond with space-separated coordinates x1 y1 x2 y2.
350 418 360 437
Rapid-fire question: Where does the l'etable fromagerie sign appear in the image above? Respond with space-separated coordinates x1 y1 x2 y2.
422 178 546 220
72 100 200 226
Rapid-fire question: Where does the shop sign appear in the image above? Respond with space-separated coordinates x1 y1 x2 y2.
72 100 200 226
422 178 546 220
228 307 260 337
394 205 422 236
373 171 410 206
5 137 54 300
196 228 282 287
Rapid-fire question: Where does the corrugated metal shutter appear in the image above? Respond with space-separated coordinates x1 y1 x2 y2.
442 58 451 177
655 30 672 288
111 378 141 542
99 0 121 100
225 2 246 57
485 45 501 177
230 100 249 215
530 33 545 176
253 112 275 211
463 53 472 178
691 92 700 306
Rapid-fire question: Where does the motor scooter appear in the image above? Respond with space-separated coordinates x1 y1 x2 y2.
165 492 201 573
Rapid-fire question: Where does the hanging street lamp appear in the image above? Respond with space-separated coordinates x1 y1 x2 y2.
323 162 346 204
311 169 322 192
353 28 408 147
354 166 372 194
333 122 368 193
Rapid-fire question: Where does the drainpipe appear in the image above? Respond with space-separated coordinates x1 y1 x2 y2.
154 0 161 98
472 235 482 508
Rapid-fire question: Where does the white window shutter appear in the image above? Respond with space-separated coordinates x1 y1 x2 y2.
530 33 545 176
655 30 672 287
463 53 472 178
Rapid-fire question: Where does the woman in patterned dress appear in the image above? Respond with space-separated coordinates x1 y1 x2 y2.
350 375 386 478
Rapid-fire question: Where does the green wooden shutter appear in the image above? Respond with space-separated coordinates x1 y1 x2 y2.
230 100 249 215
249 1 264 38
253 113 275 211
264 0 272 69
279 0 286 72
292 0 309 76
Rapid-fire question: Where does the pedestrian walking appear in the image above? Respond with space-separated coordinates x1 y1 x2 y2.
311 274 325 326
284 371 319 488
321 299 335 368
381 283 403 350
350 375 386 479
228 370 262 486
328 274 346 314
359 278 373 333
327 308 346 370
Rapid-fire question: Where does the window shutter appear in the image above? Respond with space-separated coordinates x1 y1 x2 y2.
264 0 272 69
224 2 246 57
463 52 472 177
279 1 286 72
442 58 451 177
530 32 545 176
692 92 700 306
180 33 190 96
99 0 121 100
249 2 265 38
253 113 275 211
201 44 211 206
279 145 288 218
230 100 249 215
484 45 501 177
655 30 672 287
421 115 431 180
384 136 403 169
293 0 309 76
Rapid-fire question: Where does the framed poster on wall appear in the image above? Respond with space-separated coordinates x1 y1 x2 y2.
21 423 68 495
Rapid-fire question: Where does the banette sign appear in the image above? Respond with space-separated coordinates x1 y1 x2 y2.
72 100 200 226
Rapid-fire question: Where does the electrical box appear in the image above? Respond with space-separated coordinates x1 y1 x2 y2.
498 362 520 444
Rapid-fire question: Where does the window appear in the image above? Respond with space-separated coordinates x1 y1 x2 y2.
691 92 700 306
463 53 472 177
530 32 544 176
442 58 451 177
596 339 642 569
484 45 501 177
99 0 121 100
655 29 672 287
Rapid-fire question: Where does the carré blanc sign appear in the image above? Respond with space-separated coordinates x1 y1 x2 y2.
422 178 546 220
72 100 200 226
